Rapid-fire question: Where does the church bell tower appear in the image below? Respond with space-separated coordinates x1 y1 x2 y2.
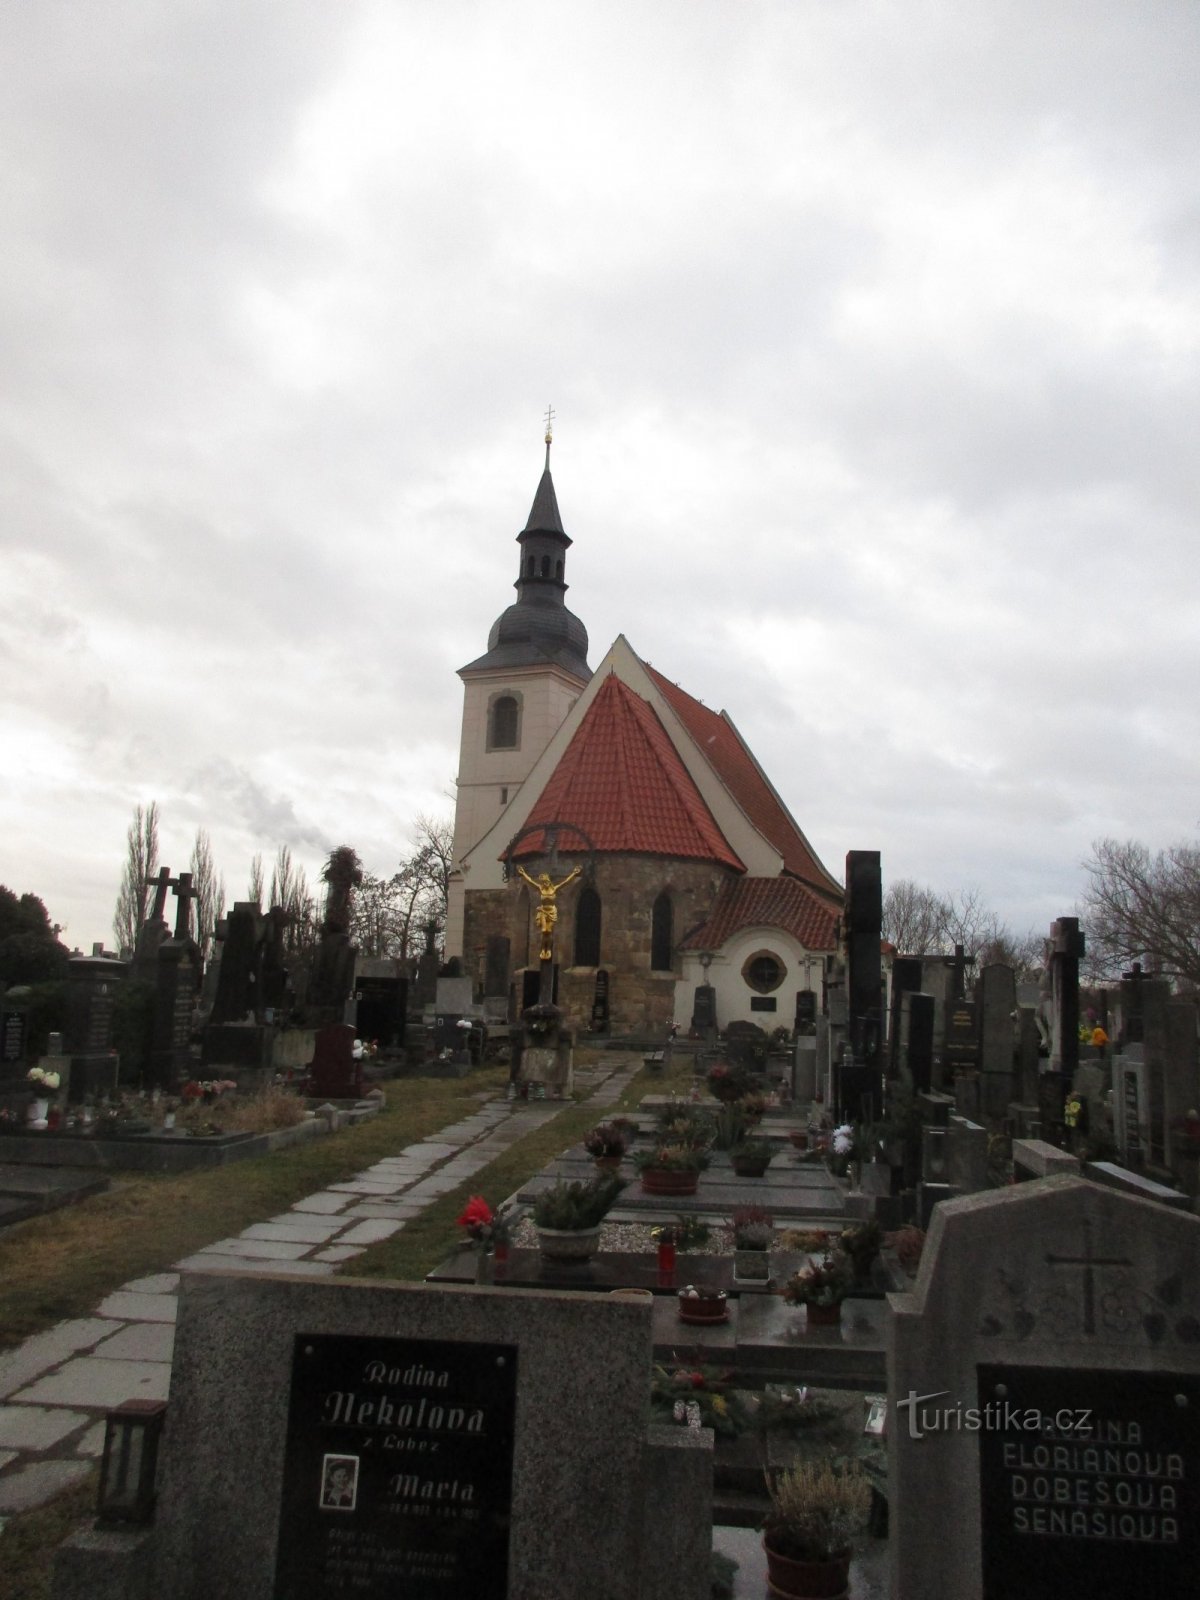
444 423 591 958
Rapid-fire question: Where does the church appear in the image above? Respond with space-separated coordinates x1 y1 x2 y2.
444 435 843 1040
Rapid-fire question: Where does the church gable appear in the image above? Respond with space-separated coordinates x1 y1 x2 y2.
514 674 744 870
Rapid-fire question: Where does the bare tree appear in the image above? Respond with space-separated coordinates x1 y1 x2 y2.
882 879 945 955
270 846 316 950
412 813 453 921
248 853 265 907
189 827 225 956
1081 836 1200 989
113 802 160 955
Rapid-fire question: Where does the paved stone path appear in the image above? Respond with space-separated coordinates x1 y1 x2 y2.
0 1057 640 1517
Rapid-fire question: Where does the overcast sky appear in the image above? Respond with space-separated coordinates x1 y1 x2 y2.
2 0 1197 954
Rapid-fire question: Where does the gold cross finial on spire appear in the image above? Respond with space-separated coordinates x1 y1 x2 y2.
543 403 555 468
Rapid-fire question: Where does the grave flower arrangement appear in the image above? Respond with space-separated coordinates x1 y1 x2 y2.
650 1363 747 1438
583 1121 629 1162
531 1174 625 1262
650 1215 711 1250
838 1218 882 1282
456 1194 515 1252
522 1002 560 1038
27 1066 61 1092
707 1062 750 1104
632 1141 711 1174
653 1101 716 1149
781 1249 853 1311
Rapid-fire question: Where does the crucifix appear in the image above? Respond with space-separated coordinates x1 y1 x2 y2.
1045 1219 1132 1336
543 403 555 469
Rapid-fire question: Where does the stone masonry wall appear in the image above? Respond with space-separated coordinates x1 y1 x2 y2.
463 857 736 1036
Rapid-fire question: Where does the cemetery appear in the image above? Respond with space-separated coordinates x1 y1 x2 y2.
1 458 1197 1598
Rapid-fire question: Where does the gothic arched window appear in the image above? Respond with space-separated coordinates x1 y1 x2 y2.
651 890 673 970
574 885 601 966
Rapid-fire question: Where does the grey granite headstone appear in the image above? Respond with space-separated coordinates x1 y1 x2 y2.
978 963 1016 1119
889 1177 1200 1600
118 1272 709 1600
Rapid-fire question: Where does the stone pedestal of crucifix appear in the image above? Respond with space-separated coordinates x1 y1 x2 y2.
514 863 578 1098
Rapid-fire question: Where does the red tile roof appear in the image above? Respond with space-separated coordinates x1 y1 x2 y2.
513 674 744 868
643 663 841 903
681 876 838 952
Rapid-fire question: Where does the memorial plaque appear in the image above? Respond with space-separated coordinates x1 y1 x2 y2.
978 1364 1200 1599
2 1010 26 1064
275 1334 518 1600
944 1000 979 1070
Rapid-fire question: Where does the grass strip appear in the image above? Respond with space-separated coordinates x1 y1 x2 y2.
342 1058 690 1283
0 1069 507 1350
0 1474 96 1600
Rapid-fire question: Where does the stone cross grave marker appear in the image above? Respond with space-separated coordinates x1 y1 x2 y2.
888 1175 1200 1600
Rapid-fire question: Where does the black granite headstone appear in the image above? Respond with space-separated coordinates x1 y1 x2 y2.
978 1364 1200 1599
2 1009 26 1064
274 1333 518 1600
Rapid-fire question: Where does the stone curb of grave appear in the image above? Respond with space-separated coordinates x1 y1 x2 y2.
0 1058 642 1516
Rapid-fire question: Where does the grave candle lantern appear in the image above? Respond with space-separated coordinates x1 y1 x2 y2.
97 1399 167 1525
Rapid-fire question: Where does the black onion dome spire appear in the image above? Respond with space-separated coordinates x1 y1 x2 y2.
460 432 591 679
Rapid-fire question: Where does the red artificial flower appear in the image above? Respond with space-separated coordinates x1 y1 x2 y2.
457 1195 493 1231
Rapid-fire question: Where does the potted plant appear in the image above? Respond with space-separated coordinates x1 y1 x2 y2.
707 1062 750 1104
677 1286 728 1325
583 1120 629 1171
838 1218 882 1285
739 1090 768 1124
731 1206 774 1283
532 1173 625 1262
634 1142 711 1196
762 1458 870 1597
782 1250 853 1327
731 1134 773 1177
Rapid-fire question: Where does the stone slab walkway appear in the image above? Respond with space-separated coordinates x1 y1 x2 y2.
0 1057 641 1516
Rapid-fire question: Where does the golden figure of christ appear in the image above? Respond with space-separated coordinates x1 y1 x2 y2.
515 863 583 961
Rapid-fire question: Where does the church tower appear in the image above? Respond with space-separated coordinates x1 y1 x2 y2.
444 428 591 958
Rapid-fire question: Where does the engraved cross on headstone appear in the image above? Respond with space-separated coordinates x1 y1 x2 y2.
1045 1219 1132 1335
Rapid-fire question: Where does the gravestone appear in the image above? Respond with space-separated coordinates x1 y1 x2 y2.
2 1004 27 1067
1113 1047 1147 1167
53 1272 712 1600
205 902 274 1072
1008 1006 1042 1136
353 959 407 1051
147 873 203 1091
411 922 441 1011
843 850 883 1072
1143 985 1200 1180
889 1175 1200 1600
978 963 1016 1120
899 991 935 1095
307 1023 363 1100
690 981 716 1038
887 956 923 1074
63 951 126 1100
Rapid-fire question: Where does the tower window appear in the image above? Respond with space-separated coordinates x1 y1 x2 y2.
540 554 550 577
488 693 521 751
651 890 673 970
527 555 535 576
555 559 563 580
574 885 601 966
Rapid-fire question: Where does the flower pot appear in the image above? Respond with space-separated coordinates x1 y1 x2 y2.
640 1168 699 1197
678 1292 727 1325
789 1130 809 1151
734 1248 771 1283
536 1224 602 1263
28 1098 49 1129
593 1155 622 1173
762 1536 851 1598
805 1301 842 1328
732 1159 770 1178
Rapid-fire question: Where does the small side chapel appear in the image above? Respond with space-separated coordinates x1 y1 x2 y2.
444 435 842 1039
